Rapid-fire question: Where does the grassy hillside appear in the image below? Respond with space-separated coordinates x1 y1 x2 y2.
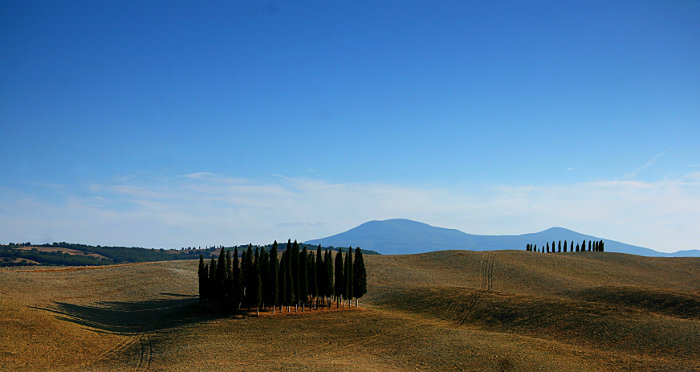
1 250 698 371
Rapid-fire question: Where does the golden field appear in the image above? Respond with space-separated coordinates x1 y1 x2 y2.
1 250 698 371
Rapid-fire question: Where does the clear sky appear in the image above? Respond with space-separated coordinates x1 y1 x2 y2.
1 1 699 252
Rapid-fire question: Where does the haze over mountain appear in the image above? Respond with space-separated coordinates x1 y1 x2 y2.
306 219 700 257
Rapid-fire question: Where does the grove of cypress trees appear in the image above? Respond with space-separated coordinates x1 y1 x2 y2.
334 249 344 307
353 247 367 307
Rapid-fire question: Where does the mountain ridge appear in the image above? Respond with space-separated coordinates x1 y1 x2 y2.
305 219 700 257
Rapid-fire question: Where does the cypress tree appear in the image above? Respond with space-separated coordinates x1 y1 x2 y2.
279 250 287 309
240 248 248 295
325 250 333 307
353 247 367 307
576 243 580 252
300 247 308 309
564 240 567 252
198 255 205 302
316 245 324 305
260 248 269 309
581 240 586 253
209 257 216 300
270 241 279 312
546 242 550 253
225 249 233 304
254 253 262 316
292 240 300 307
233 247 242 308
600 240 605 252
588 241 592 251
245 245 254 306
345 248 353 306
334 249 344 306
285 247 295 310
203 263 209 301
533 244 537 253
309 252 318 307
558 241 561 252
215 249 227 301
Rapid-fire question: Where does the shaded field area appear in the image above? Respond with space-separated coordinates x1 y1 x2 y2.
1 251 698 371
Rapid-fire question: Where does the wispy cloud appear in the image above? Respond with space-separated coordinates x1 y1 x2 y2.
617 151 667 181
0 172 698 252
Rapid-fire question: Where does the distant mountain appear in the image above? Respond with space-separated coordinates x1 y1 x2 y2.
305 219 700 257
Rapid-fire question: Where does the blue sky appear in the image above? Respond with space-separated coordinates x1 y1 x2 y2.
1 1 699 251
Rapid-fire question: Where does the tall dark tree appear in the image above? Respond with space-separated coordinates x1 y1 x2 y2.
334 249 344 306
240 248 248 295
291 240 300 307
225 249 233 303
564 240 567 252
576 243 580 252
316 245 324 304
344 248 353 306
353 247 367 306
600 240 605 252
279 250 287 308
309 252 317 307
325 250 333 307
254 252 262 315
209 257 217 299
198 254 205 302
269 241 279 311
285 247 295 309
588 241 592 251
299 247 308 308
558 241 561 252
260 248 269 309
244 245 254 306
232 247 242 308
546 242 550 253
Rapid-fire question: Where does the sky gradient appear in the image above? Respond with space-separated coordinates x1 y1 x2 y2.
1 1 699 252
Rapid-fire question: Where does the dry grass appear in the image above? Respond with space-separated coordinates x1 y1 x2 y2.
16 246 108 259
0 251 698 371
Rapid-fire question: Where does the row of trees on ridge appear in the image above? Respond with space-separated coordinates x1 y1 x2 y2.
525 239 604 253
197 240 367 315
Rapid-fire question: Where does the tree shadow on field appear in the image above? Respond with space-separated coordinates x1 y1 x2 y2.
32 294 217 334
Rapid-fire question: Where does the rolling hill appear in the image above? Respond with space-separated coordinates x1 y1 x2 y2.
1 250 698 371
306 219 700 256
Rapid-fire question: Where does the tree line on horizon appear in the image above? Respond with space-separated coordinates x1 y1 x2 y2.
525 239 604 253
197 240 367 315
